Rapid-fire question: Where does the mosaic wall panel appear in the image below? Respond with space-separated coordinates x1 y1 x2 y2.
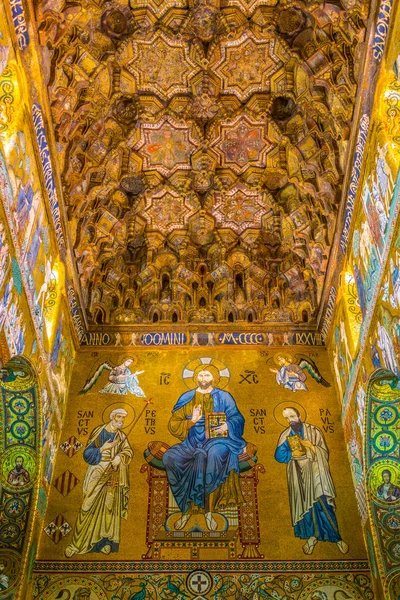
33 346 372 597
0 9 76 418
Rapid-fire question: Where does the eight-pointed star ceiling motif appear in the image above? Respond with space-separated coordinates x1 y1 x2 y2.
144 187 195 232
35 0 371 327
128 33 200 99
213 184 267 234
211 32 286 100
135 119 199 176
212 116 272 173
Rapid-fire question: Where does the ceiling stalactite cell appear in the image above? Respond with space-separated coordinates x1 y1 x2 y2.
35 0 370 326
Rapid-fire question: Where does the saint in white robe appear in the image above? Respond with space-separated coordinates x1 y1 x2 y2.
67 424 133 555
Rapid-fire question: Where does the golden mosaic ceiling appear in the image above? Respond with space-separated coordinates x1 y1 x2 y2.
36 0 370 326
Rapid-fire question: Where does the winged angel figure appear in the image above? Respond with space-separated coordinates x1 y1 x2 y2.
79 358 146 397
270 353 330 392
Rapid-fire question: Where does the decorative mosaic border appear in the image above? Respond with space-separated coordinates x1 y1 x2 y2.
0 357 40 595
34 560 370 573
32 571 375 600
365 371 400 591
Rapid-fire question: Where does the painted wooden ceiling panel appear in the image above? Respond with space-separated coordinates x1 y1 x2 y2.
35 0 370 326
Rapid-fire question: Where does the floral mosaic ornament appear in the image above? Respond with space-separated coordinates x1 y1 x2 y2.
32 572 375 600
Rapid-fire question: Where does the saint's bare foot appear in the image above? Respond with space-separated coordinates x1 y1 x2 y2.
337 540 349 554
174 513 190 530
205 512 218 531
302 537 317 555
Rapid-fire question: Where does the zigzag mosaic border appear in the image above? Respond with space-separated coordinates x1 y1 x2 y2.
34 560 370 573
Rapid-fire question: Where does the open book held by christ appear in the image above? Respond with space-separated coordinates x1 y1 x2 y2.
205 412 228 439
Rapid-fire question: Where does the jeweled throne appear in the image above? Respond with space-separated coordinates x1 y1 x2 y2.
141 441 265 560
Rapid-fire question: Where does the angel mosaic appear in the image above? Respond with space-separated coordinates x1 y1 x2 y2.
270 353 330 392
78 358 145 397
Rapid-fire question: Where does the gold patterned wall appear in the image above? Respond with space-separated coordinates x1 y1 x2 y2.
328 0 400 597
32 346 373 599
0 0 399 596
0 6 77 599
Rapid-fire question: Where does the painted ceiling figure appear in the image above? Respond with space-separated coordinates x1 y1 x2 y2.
162 361 246 532
78 359 145 396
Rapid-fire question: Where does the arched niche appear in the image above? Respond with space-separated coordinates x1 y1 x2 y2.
0 355 40 597
365 369 400 599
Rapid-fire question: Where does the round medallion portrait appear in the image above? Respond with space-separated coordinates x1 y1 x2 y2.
1 446 37 492
0 549 20 597
367 459 400 506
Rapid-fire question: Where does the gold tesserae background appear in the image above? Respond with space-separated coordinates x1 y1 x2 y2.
37 346 366 562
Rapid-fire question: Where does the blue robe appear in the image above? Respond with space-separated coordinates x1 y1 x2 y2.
162 387 246 514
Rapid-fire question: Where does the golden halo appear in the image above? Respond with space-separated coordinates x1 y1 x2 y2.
118 355 138 368
273 401 307 428
102 402 136 428
273 352 293 366
182 357 230 389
